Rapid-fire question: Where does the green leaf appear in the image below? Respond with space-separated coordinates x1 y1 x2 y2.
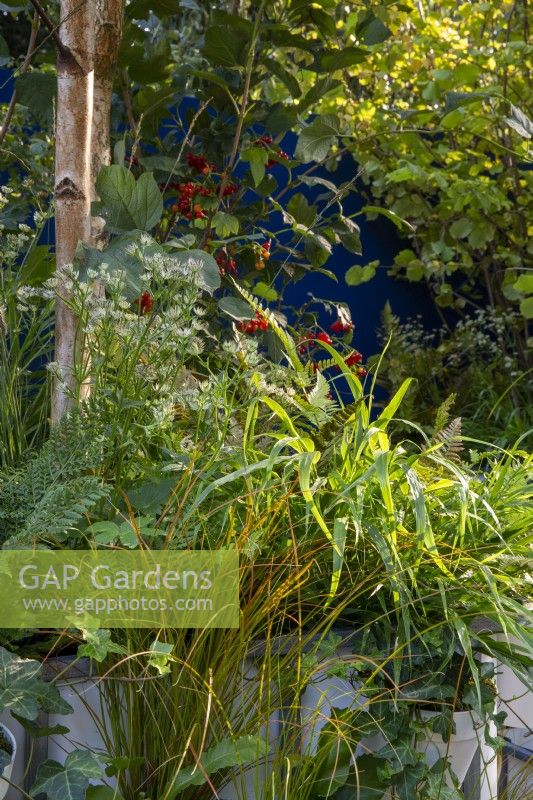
356 12 391 45
78 629 126 663
20 244 55 286
297 76 342 113
304 232 332 267
334 758 386 800
0 646 72 721
0 34 10 66
171 249 221 293
345 263 376 285
11 714 70 739
241 146 269 187
31 750 104 800
361 205 415 232
212 211 239 238
148 640 174 675
520 296 533 318
449 218 473 239
505 104 533 139
16 72 56 126
86 787 124 800
254 282 278 302
218 296 254 321
296 115 340 162
287 193 316 227
266 25 316 53
75 231 164 300
262 57 302 98
93 166 163 233
513 273 533 294
168 736 268 797
320 46 368 71
203 25 246 68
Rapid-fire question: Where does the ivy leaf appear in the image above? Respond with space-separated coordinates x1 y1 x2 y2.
78 629 126 663
296 115 340 163
241 146 269 187
0 646 73 721
93 166 163 233
16 72 56 126
212 211 239 238
168 736 268 796
320 46 368 71
31 750 104 800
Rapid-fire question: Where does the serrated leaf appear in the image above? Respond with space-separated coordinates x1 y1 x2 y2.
202 25 246 68
304 232 332 267
262 57 301 98
287 193 316 227
212 211 239 238
296 115 340 163
93 166 163 233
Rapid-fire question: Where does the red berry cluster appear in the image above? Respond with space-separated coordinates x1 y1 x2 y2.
138 291 153 315
216 251 238 277
171 182 208 220
220 181 239 197
187 152 217 173
255 134 289 168
237 311 269 334
330 318 354 335
297 330 333 353
255 240 271 270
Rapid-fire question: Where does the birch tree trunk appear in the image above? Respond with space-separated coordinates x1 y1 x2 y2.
52 0 125 422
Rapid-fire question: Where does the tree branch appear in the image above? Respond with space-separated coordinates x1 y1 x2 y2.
0 11 40 147
28 0 72 59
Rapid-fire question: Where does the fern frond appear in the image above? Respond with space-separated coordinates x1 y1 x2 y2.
435 417 463 463
434 393 457 434
314 400 365 450
305 357 337 375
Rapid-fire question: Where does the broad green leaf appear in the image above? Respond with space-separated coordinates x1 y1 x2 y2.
287 193 316 227
203 25 246 68
262 57 302 98
218 296 254 321
345 264 376 285
171 248 221 293
296 115 340 163
93 166 163 233
513 273 533 293
241 146 269 187
168 736 268 797
31 750 104 800
0 646 72 721
520 296 533 318
212 211 239 238
16 72 56 126
87 787 125 800
320 46 368 71
0 34 10 66
297 76 342 113
356 12 391 45
361 205 415 232
449 218 473 239
78 629 126 663
254 282 278 302
304 231 332 267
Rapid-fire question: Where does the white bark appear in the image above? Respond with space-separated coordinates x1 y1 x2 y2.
52 0 124 422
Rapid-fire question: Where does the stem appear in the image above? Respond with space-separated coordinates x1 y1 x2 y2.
0 11 39 146
28 0 72 60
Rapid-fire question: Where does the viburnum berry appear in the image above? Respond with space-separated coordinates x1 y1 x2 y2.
237 310 268 334
216 251 238 277
221 182 239 197
315 331 333 346
138 291 153 315
187 153 216 173
357 367 367 377
261 241 271 260
345 351 363 367
255 259 265 271
330 319 354 335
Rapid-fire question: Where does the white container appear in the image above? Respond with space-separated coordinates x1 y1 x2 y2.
0 714 24 800
0 723 17 800
496 635 533 729
419 710 484 786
